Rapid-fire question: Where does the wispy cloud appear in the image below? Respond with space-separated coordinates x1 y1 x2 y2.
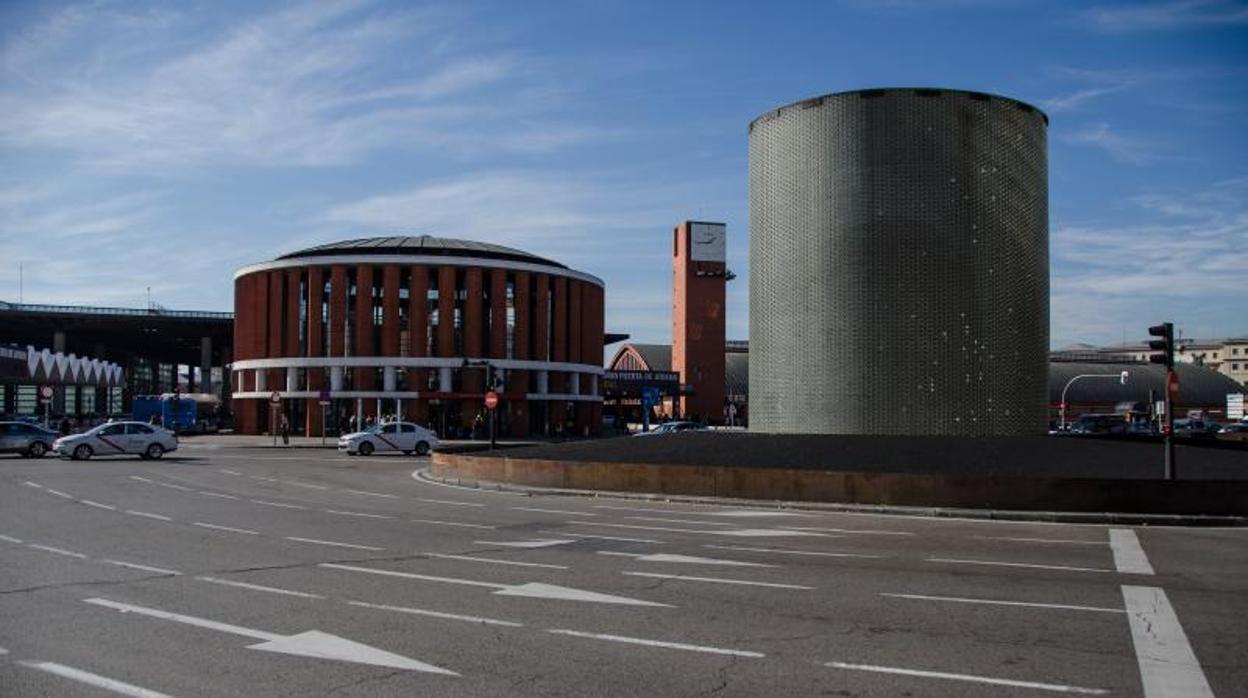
1063 123 1168 164
1052 177 1248 345
0 1 601 170
1079 0 1248 33
1042 82 1136 112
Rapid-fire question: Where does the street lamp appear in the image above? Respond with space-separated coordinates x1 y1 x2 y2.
1060 370 1129 431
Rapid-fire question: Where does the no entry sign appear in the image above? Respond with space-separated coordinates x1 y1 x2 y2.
484 391 499 410
269 391 282 405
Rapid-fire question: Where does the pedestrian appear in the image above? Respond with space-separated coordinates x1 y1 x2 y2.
280 413 290 446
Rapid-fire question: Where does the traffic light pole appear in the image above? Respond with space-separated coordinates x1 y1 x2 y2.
1149 322 1176 481
1164 369 1175 481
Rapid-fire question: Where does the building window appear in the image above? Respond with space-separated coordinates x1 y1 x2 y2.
453 269 466 356
427 268 439 356
505 274 516 359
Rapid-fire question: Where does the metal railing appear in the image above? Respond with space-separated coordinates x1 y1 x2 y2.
0 300 232 321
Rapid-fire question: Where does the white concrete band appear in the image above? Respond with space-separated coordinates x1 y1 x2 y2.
232 390 602 402
231 356 603 375
234 254 604 288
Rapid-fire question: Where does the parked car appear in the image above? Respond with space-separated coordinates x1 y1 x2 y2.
1173 418 1221 438
338 421 438 456
633 421 709 436
0 421 60 458
53 421 178 461
1070 414 1127 435
1215 422 1248 442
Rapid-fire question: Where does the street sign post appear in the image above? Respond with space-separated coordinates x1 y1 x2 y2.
39 384 53 428
640 387 661 433
269 391 281 447
318 388 332 447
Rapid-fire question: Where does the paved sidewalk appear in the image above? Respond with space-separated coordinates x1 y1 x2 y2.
177 432 540 450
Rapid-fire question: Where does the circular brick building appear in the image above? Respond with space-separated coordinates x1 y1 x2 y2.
231 236 605 437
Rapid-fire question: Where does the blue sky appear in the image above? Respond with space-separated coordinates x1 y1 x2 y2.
1 0 1245 349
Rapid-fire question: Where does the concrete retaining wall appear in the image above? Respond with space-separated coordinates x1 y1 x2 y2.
430 452 1248 516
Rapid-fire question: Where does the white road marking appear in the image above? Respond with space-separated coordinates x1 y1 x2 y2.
84 597 455 674
46 488 74 499
104 560 181 576
348 600 523 627
1122 585 1214 697
703 544 884 559
18 660 173 698
413 519 497 530
786 526 913 536
418 498 485 508
199 491 239 500
197 576 325 599
80 500 117 511
973 536 1106 546
251 476 280 483
29 544 88 559
24 480 44 488
286 537 383 551
512 506 595 516
626 516 735 527
286 481 330 490
475 539 576 549
320 563 508 588
0 646 6 654
569 522 730 535
539 530 664 544
323 509 394 520
128 476 154 483
599 552 776 567
1110 529 1155 575
547 629 764 658
424 552 569 570
157 482 192 492
322 563 670 606
594 504 702 514
926 558 1112 573
713 528 836 538
125 510 173 522
824 661 1107 695
705 510 809 518
251 499 307 510
881 593 1123 614
345 489 398 499
193 522 259 535
0 534 25 544
623 571 813 590
219 469 242 475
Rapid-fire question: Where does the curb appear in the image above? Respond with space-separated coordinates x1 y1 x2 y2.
415 469 1248 527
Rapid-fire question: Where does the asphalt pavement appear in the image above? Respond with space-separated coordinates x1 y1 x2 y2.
1 442 1245 697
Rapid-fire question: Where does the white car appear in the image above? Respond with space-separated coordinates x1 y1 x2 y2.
54 421 178 461
338 421 438 456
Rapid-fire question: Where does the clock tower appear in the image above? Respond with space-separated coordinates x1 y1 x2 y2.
672 221 727 423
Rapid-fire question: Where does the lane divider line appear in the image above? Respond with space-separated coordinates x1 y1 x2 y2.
622 571 813 590
1122 585 1214 697
345 489 399 499
285 537 384 551
199 492 239 500
1109 529 1155 575
46 488 74 499
880 592 1124 614
193 522 259 535
547 629 765 659
703 544 882 559
28 544 88 559
512 507 596 516
196 576 325 599
323 509 393 520
538 530 664 544
250 500 307 510
125 510 173 522
424 553 569 570
417 498 485 508
973 536 1106 546
348 600 523 627
103 560 181 576
18 660 174 698
925 558 1113 573
0 534 25 544
80 500 117 511
823 660 1108 695
414 519 497 530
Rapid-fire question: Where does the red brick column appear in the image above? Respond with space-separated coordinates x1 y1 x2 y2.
490 269 506 359
306 267 324 436
462 268 484 430
266 272 284 411
438 266 455 359
382 265 400 357
550 276 569 433
510 271 531 436
355 265 374 400
329 266 347 357
408 266 429 425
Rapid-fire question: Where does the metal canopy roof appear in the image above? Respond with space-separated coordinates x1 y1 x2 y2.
277 235 567 269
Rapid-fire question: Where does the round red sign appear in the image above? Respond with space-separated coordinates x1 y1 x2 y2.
1167 371 1180 399
484 391 499 410
269 391 282 405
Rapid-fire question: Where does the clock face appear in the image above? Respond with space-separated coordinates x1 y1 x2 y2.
690 222 726 262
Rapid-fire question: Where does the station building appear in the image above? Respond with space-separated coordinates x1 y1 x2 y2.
231 236 605 437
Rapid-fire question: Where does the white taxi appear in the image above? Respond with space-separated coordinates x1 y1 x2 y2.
338 421 438 456
54 421 178 461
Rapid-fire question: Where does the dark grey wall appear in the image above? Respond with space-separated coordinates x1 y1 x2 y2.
748 88 1049 435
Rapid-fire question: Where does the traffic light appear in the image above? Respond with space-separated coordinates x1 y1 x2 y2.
1148 322 1174 368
